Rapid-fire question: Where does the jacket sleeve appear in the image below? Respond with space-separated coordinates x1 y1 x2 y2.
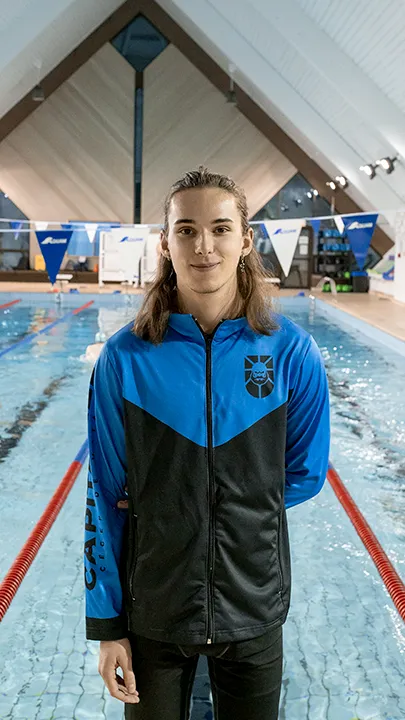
285 335 330 509
85 346 128 641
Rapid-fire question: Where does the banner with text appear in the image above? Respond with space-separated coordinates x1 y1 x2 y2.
342 213 378 270
262 219 305 277
36 230 73 284
99 225 149 285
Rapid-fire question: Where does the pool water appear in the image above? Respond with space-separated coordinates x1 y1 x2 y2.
0 293 404 720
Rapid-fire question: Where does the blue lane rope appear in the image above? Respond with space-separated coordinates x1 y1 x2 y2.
0 304 92 360
75 439 89 466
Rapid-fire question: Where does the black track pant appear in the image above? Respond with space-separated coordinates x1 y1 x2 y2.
124 625 282 720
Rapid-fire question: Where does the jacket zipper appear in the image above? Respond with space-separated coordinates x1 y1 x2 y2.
277 507 284 598
205 335 215 644
193 317 221 645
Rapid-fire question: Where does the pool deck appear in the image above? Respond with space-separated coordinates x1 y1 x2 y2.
1 281 404 342
312 290 405 343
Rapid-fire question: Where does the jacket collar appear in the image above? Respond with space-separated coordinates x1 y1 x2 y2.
168 313 248 343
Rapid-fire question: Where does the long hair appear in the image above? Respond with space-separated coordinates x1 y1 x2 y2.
133 167 278 344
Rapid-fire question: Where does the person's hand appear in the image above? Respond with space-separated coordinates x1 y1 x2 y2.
117 485 129 510
99 638 140 704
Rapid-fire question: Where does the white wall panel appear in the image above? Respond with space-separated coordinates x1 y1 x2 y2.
0 44 134 223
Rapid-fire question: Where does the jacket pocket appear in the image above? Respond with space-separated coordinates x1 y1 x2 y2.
276 508 284 597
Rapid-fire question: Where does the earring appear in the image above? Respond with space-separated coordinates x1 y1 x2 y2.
239 255 246 272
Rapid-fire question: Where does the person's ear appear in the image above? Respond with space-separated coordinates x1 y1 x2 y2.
159 230 171 260
242 226 254 256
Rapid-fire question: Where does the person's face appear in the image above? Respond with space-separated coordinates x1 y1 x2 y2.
161 188 253 297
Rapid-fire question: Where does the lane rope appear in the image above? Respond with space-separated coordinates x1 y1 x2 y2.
0 440 89 622
328 463 405 622
0 299 21 310
0 300 94 359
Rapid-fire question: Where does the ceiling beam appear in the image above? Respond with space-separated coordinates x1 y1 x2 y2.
0 0 392 254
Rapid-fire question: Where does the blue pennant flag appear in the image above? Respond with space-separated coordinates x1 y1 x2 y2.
309 218 321 237
36 230 73 284
342 213 378 270
10 220 24 240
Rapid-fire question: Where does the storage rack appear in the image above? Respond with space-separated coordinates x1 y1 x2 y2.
315 228 353 292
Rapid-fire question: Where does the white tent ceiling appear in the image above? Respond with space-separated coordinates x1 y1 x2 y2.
1 0 404 236
155 0 405 235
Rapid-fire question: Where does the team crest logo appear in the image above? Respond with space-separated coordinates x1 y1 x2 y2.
245 356 274 398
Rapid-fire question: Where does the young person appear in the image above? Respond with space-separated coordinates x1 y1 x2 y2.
84 168 330 720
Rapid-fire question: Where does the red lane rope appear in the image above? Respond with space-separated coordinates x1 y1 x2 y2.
72 300 94 315
0 299 94 360
327 464 405 621
0 440 89 622
0 299 21 310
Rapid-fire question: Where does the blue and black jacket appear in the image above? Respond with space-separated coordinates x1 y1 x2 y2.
85 312 330 644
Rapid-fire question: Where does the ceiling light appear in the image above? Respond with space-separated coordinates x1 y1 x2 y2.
306 191 313 199
225 68 237 105
32 59 44 103
335 175 348 188
376 156 397 174
294 198 302 206
312 189 319 196
280 203 289 212
326 181 337 191
32 84 45 102
360 164 377 179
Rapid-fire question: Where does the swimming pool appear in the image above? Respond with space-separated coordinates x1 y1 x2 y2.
0 293 404 720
